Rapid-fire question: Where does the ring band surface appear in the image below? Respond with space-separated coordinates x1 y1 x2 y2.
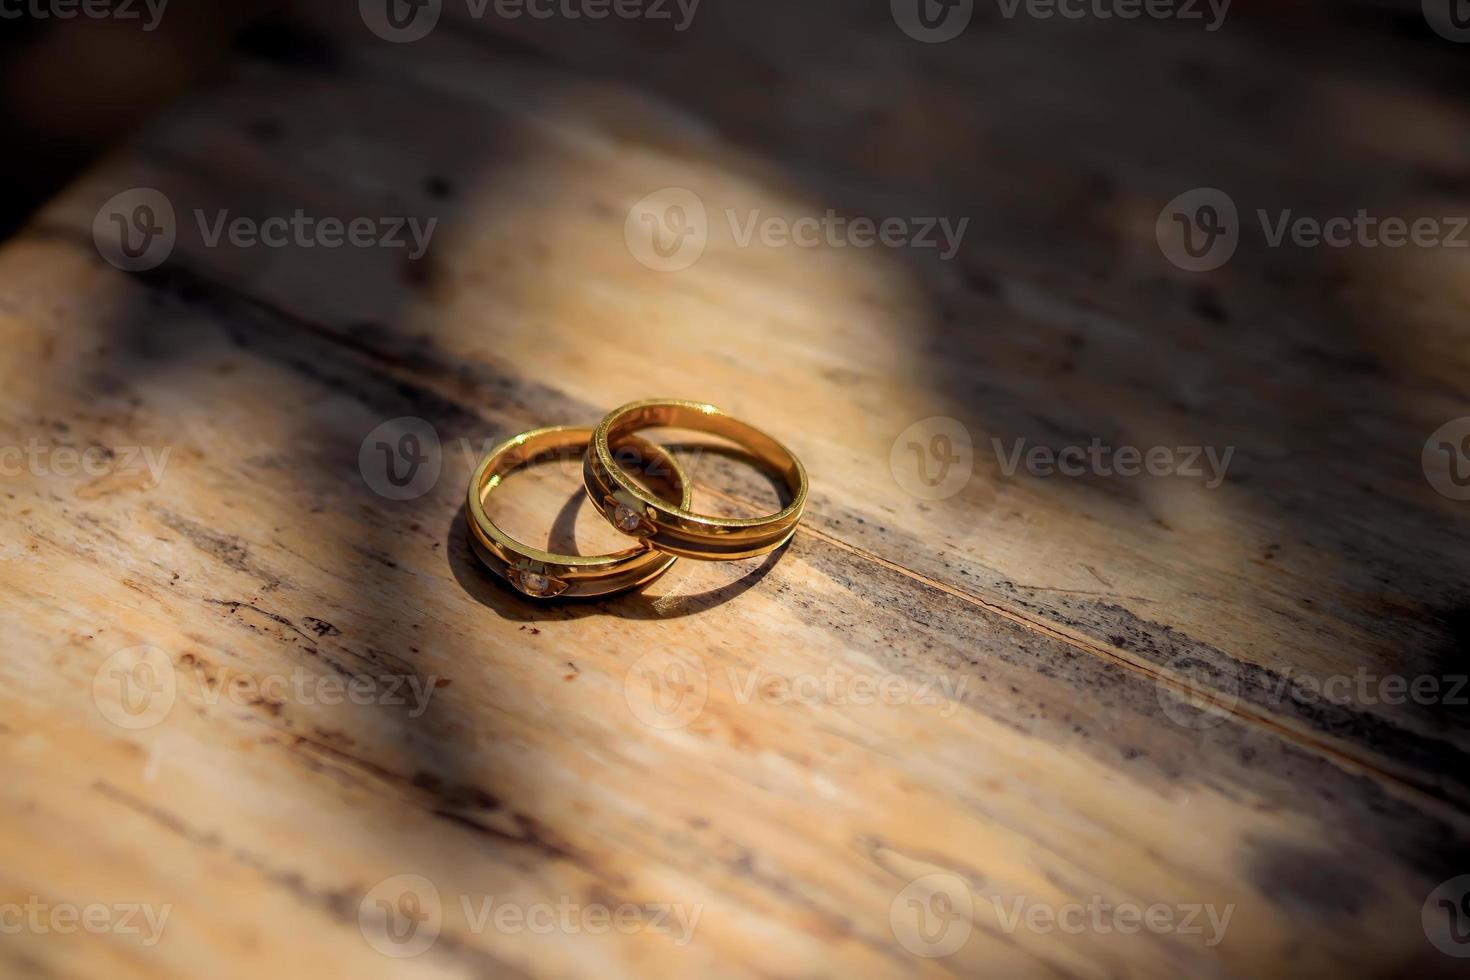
468 426 690 598
585 400 808 561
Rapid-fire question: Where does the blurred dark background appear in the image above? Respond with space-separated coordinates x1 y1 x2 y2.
0 0 1461 238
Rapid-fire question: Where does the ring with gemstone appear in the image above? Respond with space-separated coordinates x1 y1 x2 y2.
584 399 808 561
467 426 690 598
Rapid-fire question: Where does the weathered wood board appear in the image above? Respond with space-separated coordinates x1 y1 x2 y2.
2 2 1469 977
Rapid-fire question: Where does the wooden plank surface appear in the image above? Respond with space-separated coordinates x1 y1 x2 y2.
2 2 1469 977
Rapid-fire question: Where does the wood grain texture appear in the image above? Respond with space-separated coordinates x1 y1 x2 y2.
2 2 1469 977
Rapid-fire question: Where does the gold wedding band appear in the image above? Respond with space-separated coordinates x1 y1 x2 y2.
467 426 690 598
584 399 808 561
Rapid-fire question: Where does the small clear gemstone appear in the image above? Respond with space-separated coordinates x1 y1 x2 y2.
519 572 552 596
613 504 643 533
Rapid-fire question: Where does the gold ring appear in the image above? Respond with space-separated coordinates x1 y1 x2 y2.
467 426 690 598
584 399 808 561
